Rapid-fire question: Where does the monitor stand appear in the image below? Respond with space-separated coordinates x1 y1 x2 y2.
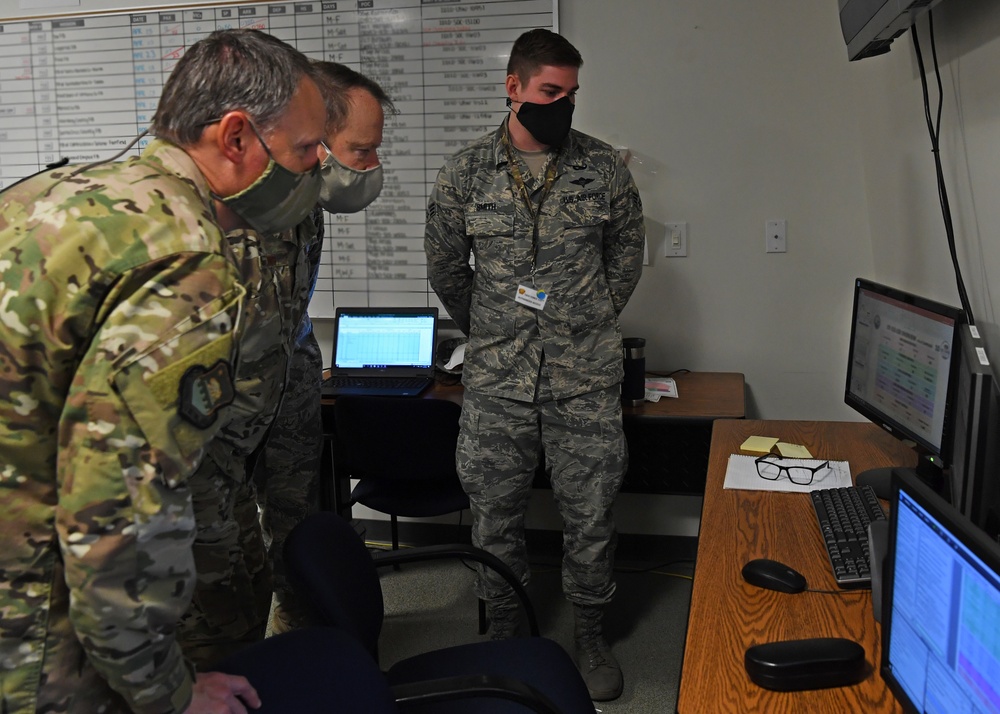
855 467 895 499
855 456 946 500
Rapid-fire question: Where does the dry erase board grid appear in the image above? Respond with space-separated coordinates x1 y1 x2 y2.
0 0 556 316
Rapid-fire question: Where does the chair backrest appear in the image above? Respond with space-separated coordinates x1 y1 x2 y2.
284 511 386 659
333 395 461 479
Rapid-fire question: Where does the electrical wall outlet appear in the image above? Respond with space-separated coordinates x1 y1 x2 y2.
664 222 688 257
765 220 786 253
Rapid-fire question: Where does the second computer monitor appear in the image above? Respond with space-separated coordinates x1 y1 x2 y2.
844 278 965 491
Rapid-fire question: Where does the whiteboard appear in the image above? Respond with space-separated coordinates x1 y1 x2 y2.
0 0 557 316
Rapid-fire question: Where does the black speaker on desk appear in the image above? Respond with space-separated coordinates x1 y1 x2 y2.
868 518 890 623
621 337 646 406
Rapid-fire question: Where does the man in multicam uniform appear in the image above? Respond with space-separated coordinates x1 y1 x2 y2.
0 29 327 714
424 29 645 702
252 62 393 634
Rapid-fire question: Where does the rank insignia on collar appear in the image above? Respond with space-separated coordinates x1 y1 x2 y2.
178 360 235 429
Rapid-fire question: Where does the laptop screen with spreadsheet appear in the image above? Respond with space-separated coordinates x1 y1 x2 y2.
331 307 437 375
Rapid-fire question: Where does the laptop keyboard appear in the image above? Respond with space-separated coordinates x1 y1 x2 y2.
323 376 429 390
321 375 433 397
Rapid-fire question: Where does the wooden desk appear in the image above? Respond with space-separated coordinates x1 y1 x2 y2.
677 419 916 714
620 372 744 494
624 371 745 422
320 372 745 514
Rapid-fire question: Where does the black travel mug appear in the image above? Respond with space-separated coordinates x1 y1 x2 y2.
621 337 646 406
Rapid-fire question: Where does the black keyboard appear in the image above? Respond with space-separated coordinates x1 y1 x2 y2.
321 375 432 397
810 485 887 589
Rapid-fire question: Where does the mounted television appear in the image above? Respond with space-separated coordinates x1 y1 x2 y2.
839 0 947 61
844 278 964 495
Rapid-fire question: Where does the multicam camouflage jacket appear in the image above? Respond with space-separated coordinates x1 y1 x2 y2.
424 121 645 402
0 140 244 714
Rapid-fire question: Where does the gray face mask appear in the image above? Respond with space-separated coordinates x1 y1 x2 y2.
214 122 322 234
318 148 384 214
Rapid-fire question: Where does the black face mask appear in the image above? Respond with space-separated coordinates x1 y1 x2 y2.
511 96 575 147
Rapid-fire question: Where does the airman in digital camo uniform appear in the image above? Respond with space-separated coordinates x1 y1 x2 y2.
424 29 645 702
254 61 393 634
177 209 328 668
179 61 350 666
0 29 326 713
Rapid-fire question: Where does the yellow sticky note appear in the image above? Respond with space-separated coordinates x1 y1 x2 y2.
740 436 779 454
776 442 813 458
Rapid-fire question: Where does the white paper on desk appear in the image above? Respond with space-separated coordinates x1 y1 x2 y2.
644 378 677 402
723 454 852 493
645 377 676 395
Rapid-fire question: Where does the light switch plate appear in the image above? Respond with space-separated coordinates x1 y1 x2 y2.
664 222 688 257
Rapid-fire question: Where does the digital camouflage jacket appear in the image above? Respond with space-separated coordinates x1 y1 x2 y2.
425 121 645 402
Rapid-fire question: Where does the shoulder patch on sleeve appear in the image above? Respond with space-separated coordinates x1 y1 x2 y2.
177 360 235 428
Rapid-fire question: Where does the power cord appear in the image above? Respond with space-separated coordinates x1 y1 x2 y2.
911 13 975 325
804 587 868 596
615 559 695 582
647 368 690 378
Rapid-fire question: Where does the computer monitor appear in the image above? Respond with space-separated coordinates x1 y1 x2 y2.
844 278 965 495
880 467 1000 713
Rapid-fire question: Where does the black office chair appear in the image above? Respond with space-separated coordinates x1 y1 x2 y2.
218 626 568 714
284 511 595 713
333 395 469 552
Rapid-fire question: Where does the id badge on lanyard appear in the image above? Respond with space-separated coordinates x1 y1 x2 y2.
503 128 558 312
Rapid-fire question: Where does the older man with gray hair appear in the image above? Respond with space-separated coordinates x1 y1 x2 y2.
0 28 327 714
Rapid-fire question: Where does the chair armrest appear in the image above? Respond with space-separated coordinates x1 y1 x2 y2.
390 674 561 714
372 544 539 636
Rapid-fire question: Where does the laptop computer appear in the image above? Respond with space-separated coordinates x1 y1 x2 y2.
322 306 438 398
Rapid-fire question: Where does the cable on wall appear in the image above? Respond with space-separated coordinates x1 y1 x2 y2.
911 12 976 326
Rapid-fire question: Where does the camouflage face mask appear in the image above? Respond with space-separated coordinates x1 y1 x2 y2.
317 144 384 214
215 123 322 235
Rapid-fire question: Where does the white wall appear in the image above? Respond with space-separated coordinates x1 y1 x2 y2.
855 0 1000 352
561 1 879 421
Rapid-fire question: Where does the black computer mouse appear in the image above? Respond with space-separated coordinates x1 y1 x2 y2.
742 558 807 593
